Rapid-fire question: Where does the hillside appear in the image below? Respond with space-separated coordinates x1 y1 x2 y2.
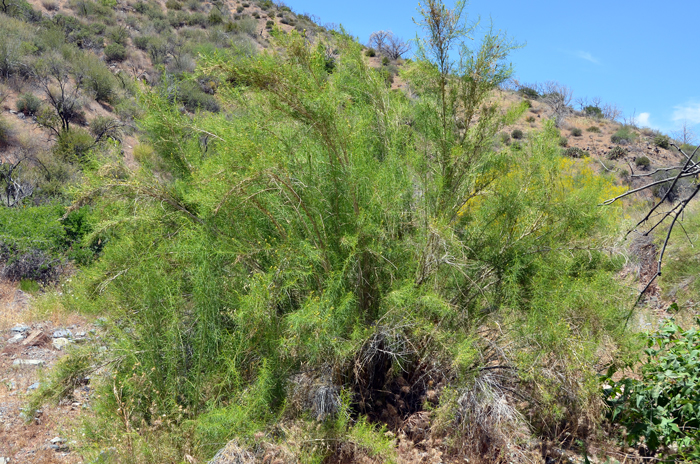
1 1 700 464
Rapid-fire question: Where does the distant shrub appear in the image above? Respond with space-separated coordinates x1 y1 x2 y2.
563 147 588 158
611 126 636 145
586 125 601 133
558 135 568 147
226 17 257 36
635 156 650 169
165 0 182 9
185 0 199 11
252 12 259 18
208 10 223 25
570 127 582 137
175 81 220 113
518 86 539 99
607 146 626 160
104 43 126 61
187 12 208 27
133 35 150 50
54 128 94 162
525 115 535 123
499 132 511 145
236 6 244 13
584 105 603 118
16 93 42 116
265 20 274 29
381 56 389 66
0 116 12 146
107 26 129 45
42 0 60 11
365 48 376 57
654 134 670 149
511 129 523 140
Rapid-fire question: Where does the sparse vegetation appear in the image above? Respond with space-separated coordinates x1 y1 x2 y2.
635 156 650 169
611 125 637 145
654 134 670 149
570 127 582 137
511 128 523 139
586 125 601 133
15 92 41 115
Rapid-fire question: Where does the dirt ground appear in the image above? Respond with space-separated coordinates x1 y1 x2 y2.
0 280 93 464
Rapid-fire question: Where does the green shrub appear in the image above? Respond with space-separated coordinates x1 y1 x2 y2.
611 126 636 145
586 125 601 133
365 48 376 57
165 0 181 9
570 127 582 137
607 146 626 160
0 116 12 146
558 135 568 147
236 5 244 13
265 19 274 29
563 147 587 158
635 156 650 169
604 320 700 461
525 115 535 123
518 86 539 99
499 132 511 145
54 128 94 162
133 35 150 50
208 10 223 25
584 105 603 118
104 43 126 61
16 93 42 115
381 56 389 66
653 134 670 149
107 26 129 45
175 81 220 113
511 128 523 139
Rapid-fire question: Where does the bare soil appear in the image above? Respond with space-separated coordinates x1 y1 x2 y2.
0 280 93 464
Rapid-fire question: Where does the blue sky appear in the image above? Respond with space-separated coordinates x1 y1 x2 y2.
284 0 700 140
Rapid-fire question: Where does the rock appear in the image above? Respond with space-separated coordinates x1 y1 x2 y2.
75 331 87 338
27 382 40 392
22 330 49 347
53 329 72 338
0 457 10 464
12 359 45 366
11 325 29 333
7 334 25 344
50 437 64 444
52 337 71 350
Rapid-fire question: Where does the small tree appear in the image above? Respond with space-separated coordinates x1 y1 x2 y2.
385 33 411 59
672 119 697 147
34 55 85 136
540 81 572 127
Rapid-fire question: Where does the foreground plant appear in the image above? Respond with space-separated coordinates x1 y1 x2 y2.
604 319 700 461
30 1 633 462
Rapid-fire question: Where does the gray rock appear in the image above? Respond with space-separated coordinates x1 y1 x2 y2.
52 338 71 350
7 334 25 344
0 457 10 463
27 382 40 392
11 325 30 333
12 359 45 366
52 329 72 338
50 437 64 444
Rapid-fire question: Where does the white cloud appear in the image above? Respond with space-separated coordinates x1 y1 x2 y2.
637 112 652 127
672 101 700 124
575 51 600 64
